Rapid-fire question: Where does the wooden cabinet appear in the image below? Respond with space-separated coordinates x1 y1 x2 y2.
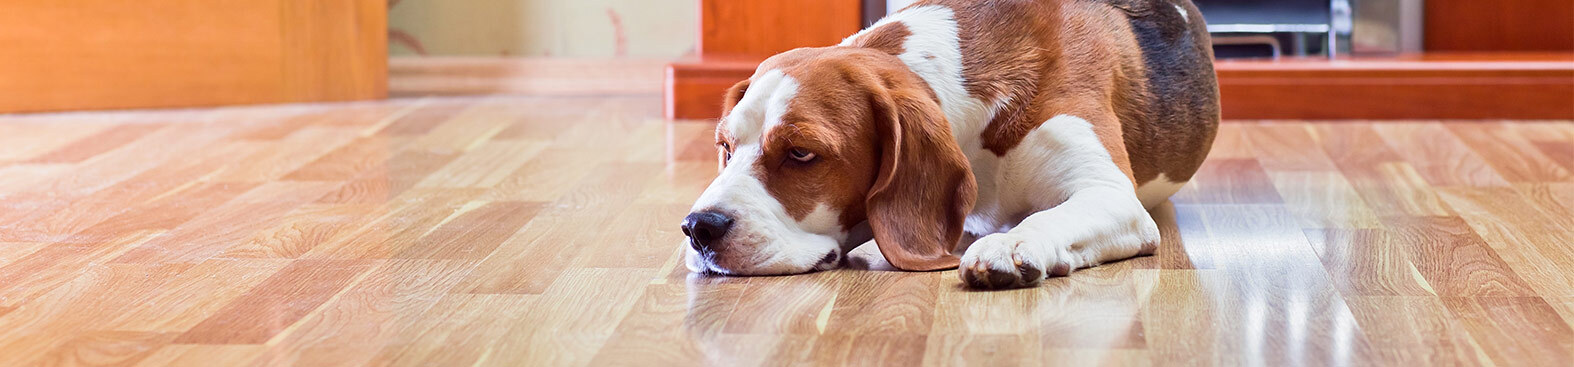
0 0 386 113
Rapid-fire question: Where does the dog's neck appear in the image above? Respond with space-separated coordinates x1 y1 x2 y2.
842 5 1001 155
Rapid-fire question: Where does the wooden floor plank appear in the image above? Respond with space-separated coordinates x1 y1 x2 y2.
0 164 73 198
368 294 536 367
228 105 400 141
0 91 1569 366
923 334 1044 367
453 164 662 294
255 259 476 366
1191 204 1375 366
24 123 166 164
108 259 291 333
589 283 747 366
482 268 658 366
1139 270 1226 366
397 100 517 154
0 262 191 360
1443 297 1574 365
1304 229 1434 297
1170 159 1285 204
0 122 115 163
1035 265 1151 350
0 233 161 309
1142 203 1215 270
69 182 261 245
208 127 364 182
1437 187 1574 298
22 118 250 198
111 182 341 265
1373 123 1512 188
300 189 479 260
481 148 608 202
134 345 268 367
375 100 472 136
0 242 51 269
1267 171 1383 229
412 141 547 188
30 330 178 367
282 136 411 182
0 125 243 230
1343 297 1488 366
1318 124 1457 217
1448 123 1574 183
392 201 544 260
314 150 463 205
1242 123 1338 171
1383 216 1539 298
171 259 376 344
217 204 382 259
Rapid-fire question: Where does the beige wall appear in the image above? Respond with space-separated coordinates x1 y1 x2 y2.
389 0 696 58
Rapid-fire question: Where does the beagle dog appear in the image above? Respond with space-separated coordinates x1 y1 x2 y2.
681 0 1219 288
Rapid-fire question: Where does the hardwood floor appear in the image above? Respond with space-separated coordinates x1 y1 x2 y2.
0 94 1571 366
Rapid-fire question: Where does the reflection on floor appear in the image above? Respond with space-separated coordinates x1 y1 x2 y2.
0 93 1571 366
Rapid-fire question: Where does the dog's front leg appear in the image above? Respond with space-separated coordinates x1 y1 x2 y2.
959 185 1160 288
955 113 1161 289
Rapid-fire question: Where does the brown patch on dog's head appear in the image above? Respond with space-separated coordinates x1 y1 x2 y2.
845 22 911 56
753 47 974 271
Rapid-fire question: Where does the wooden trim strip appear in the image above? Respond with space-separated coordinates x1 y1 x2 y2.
665 55 1574 120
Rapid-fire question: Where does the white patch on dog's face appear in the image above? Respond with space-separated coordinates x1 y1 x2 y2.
685 70 846 276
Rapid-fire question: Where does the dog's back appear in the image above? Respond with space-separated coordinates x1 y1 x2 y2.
1113 0 1220 187
887 0 1219 194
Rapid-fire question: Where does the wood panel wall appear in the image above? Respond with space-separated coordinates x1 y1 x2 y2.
668 0 861 118
1425 0 1574 51
0 0 387 114
699 0 862 57
669 55 1574 120
1218 56 1574 120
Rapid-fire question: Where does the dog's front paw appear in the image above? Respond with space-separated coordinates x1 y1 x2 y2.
958 233 1070 289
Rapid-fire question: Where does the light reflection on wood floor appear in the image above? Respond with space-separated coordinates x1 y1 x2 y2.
0 94 1571 366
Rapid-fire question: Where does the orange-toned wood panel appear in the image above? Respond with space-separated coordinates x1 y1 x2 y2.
666 56 764 120
1218 55 1574 120
280 0 388 102
700 0 863 57
1425 0 1574 52
0 0 386 114
670 0 860 119
666 54 1574 120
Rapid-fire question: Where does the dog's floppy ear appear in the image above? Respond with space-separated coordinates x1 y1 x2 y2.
714 79 750 168
865 84 977 271
720 79 750 117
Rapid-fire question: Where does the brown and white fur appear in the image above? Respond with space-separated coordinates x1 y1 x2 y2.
681 0 1219 289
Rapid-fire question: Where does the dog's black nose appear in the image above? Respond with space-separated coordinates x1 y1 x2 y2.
681 210 734 251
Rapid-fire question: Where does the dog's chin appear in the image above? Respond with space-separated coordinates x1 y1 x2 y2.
683 247 842 276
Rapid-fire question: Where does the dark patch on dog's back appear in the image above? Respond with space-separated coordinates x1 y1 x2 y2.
1116 0 1220 182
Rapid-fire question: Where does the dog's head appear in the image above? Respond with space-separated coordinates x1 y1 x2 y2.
682 47 976 276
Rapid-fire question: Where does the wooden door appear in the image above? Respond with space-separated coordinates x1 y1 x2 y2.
0 0 387 113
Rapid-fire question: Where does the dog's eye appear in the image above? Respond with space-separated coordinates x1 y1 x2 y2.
719 142 732 161
788 147 816 162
